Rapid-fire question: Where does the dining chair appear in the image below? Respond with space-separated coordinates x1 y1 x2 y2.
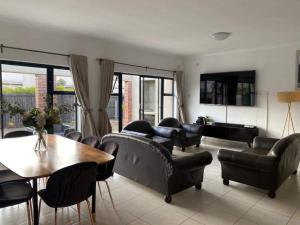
81 136 100 148
0 182 33 225
4 130 33 138
96 141 119 208
65 131 82 142
38 162 97 225
63 128 75 137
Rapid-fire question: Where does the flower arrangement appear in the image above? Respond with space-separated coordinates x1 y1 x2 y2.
1 96 73 150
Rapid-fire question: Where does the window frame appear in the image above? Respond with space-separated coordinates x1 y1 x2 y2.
0 60 78 138
109 72 174 131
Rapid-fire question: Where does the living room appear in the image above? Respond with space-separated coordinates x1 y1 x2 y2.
0 1 299 225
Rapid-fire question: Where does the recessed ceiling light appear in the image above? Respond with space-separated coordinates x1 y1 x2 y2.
210 32 232 40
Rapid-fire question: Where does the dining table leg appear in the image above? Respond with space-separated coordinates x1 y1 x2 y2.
32 178 39 225
92 181 96 221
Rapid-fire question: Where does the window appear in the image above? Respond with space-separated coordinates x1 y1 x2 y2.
109 73 174 131
0 61 78 138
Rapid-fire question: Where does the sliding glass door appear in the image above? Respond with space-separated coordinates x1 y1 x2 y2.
109 73 174 131
0 61 78 138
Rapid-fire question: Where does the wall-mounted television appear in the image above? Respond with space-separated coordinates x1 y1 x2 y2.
200 70 256 106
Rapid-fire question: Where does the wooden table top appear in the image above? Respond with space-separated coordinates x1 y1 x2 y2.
0 134 114 179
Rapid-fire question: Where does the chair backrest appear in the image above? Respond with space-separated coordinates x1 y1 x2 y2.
64 128 76 137
81 136 100 148
97 141 119 175
65 131 82 142
123 120 154 135
158 117 181 128
102 133 173 194
44 162 97 207
4 130 33 138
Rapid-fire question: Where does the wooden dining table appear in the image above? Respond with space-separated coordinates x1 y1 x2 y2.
0 134 115 225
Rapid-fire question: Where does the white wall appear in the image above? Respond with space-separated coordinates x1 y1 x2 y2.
184 43 300 138
0 20 183 123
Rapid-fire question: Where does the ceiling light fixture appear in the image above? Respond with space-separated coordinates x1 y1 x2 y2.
210 32 232 41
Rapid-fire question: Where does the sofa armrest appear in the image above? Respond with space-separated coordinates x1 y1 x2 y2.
218 149 278 172
181 124 203 134
153 126 178 139
121 130 152 139
253 137 279 150
172 151 212 170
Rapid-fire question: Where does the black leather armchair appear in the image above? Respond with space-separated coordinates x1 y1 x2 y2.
218 134 300 198
158 117 203 151
122 120 177 152
102 133 212 203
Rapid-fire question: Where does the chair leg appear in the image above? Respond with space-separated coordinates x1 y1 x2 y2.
104 180 115 208
97 181 102 197
77 203 81 222
86 200 95 225
26 201 32 225
54 208 57 225
29 200 33 223
38 198 42 219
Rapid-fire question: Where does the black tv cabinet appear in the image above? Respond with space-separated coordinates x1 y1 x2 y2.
200 122 259 147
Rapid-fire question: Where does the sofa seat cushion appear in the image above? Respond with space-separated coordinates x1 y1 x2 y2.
185 132 201 142
243 148 270 156
152 136 173 151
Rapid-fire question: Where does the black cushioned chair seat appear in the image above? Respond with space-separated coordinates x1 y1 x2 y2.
0 182 33 207
185 133 201 141
243 148 270 156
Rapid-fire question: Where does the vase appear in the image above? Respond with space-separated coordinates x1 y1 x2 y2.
33 128 47 151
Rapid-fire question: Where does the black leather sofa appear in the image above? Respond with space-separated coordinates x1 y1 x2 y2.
122 120 177 152
218 133 300 198
158 117 203 151
102 133 212 203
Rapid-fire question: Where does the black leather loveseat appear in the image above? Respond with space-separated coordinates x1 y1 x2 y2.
218 133 300 198
102 133 212 203
158 117 203 151
122 120 177 152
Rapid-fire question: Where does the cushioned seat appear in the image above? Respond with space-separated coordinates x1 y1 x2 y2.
218 134 300 198
158 117 203 151
0 182 33 207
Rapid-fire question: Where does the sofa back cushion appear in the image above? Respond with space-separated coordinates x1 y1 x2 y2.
158 117 181 128
123 120 154 135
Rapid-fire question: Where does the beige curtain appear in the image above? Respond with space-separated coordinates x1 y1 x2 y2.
175 71 186 123
69 54 98 137
98 59 114 137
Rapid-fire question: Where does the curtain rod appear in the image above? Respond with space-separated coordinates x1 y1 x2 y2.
97 58 176 73
0 44 70 57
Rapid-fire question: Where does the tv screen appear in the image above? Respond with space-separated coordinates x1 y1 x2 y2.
200 71 256 106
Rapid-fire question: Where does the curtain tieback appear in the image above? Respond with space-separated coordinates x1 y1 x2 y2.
98 108 106 112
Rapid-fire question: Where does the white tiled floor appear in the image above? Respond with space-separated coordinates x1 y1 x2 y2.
1 137 300 225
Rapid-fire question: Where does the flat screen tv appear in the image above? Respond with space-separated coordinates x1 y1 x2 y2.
200 70 256 106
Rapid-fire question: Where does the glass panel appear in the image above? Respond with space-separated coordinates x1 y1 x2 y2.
1 64 47 136
163 96 173 118
164 79 173 94
54 69 74 92
122 75 140 127
53 95 76 132
108 96 119 132
112 76 119 94
142 77 160 126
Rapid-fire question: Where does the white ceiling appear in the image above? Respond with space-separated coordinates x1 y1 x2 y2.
1 0 300 56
